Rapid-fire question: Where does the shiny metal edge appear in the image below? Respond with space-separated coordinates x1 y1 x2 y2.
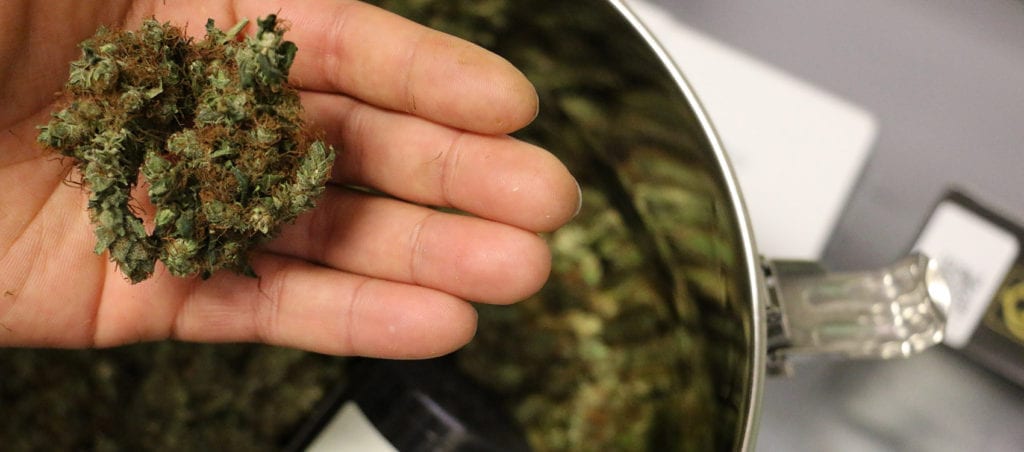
605 1 768 450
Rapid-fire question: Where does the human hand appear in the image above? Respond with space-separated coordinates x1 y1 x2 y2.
0 0 579 358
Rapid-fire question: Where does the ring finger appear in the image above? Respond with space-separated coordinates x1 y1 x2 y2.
263 186 551 305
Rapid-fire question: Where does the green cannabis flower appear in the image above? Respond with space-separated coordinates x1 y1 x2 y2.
38 15 335 283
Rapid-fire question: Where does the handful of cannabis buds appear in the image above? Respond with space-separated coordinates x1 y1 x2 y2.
38 15 335 283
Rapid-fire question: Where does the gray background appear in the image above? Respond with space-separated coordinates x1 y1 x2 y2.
647 0 1024 450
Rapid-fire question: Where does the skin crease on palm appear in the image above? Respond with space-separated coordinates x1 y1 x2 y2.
0 0 580 358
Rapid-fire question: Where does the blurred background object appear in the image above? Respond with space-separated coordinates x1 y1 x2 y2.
634 0 1024 450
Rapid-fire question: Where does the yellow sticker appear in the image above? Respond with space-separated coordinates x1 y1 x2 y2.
984 268 1024 345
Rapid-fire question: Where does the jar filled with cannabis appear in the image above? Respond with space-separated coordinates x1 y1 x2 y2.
358 1 751 451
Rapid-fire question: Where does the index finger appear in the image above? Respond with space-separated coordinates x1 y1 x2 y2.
237 0 539 135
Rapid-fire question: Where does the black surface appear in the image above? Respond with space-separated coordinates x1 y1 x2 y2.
287 355 530 452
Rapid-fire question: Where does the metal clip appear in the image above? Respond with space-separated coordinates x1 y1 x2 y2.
764 253 950 375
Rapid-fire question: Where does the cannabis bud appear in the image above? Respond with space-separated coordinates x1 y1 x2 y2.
38 15 336 283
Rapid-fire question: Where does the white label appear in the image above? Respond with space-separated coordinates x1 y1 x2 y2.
629 0 879 259
913 202 1019 347
305 402 398 452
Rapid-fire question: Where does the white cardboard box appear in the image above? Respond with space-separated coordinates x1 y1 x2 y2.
629 0 879 260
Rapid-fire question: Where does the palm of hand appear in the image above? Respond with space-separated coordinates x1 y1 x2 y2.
0 0 578 358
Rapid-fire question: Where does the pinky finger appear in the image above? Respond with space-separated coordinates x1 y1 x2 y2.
170 252 478 358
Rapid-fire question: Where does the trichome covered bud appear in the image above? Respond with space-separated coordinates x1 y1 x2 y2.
38 15 336 283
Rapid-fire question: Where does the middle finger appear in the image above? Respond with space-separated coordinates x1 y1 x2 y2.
302 91 580 233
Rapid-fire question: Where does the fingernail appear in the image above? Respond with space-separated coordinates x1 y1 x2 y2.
572 180 583 219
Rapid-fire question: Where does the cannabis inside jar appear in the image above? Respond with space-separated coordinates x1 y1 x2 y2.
38 15 335 283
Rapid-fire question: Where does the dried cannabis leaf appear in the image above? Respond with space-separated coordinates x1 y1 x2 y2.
38 15 336 283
